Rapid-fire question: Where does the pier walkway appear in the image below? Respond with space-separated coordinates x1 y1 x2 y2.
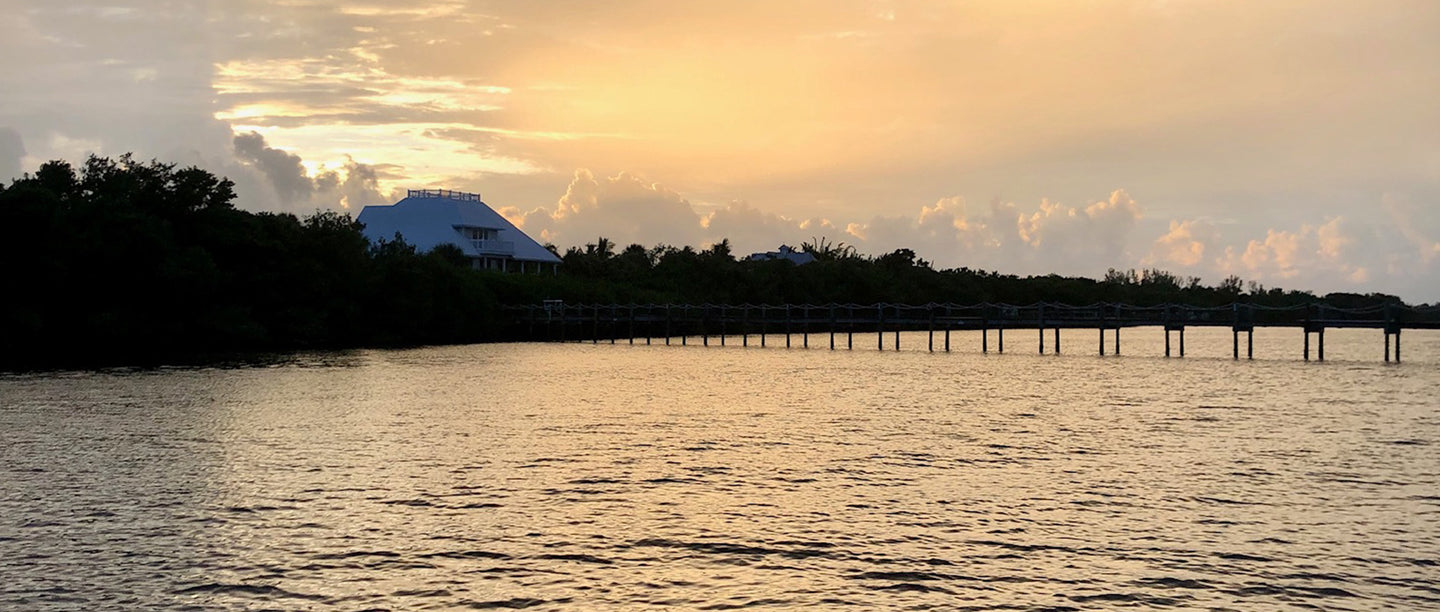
503 302 1440 362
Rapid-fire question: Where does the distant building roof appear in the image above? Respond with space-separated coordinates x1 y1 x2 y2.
357 189 560 264
747 244 816 265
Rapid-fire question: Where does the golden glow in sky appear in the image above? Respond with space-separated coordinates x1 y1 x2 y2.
1 0 1438 298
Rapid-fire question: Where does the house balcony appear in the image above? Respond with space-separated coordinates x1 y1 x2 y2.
471 239 516 255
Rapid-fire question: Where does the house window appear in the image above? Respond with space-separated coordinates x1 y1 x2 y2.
459 227 497 240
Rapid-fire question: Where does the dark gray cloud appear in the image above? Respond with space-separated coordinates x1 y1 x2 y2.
233 131 313 205
232 131 387 212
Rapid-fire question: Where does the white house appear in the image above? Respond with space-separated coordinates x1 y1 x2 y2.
357 189 561 273
746 244 816 265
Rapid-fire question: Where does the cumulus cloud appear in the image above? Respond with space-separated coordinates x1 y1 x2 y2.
232 131 386 211
843 190 1143 276
701 200 842 254
1147 219 1217 268
518 173 1148 276
518 169 704 248
511 174 1440 301
1211 216 1373 292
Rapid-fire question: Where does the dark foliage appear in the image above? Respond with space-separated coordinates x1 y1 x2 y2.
0 155 1407 369
547 237 1404 311
0 156 498 369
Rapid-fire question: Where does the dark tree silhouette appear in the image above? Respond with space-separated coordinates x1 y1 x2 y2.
0 154 1407 369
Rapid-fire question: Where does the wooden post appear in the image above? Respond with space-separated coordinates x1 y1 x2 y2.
894 309 900 351
1385 330 1391 362
1165 329 1171 357
1179 328 1185 357
1318 327 1325 362
928 307 935 353
702 306 709 347
1114 326 1120 355
830 306 837 350
1303 329 1309 361
760 306 766 347
742 306 749 347
877 305 885 351
944 306 951 352
1247 329 1253 360
848 306 854 350
1054 327 1060 354
1099 327 1105 356
681 306 688 345
802 306 809 349
998 326 1004 353
1038 305 1045 354
1232 329 1238 360
1396 329 1402 363
789 303 800 348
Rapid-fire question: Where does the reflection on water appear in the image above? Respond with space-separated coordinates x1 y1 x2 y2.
2 329 1438 610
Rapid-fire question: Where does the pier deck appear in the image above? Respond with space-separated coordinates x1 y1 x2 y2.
504 302 1440 362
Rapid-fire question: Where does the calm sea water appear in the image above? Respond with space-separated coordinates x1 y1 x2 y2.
2 327 1438 610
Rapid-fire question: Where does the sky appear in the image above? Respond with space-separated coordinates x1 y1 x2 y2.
2 1 1438 301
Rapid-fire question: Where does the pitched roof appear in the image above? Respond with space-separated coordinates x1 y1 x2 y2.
747 244 816 265
357 191 561 264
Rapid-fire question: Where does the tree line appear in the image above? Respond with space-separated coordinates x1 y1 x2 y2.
0 155 1407 369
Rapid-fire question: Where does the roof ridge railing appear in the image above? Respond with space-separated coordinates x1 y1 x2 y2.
408 188 480 202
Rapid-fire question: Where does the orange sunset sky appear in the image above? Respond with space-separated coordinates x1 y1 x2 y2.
2 1 1437 299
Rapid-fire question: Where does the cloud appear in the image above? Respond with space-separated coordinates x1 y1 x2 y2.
232 131 386 211
1147 219 1216 268
844 190 1143 276
518 169 704 248
511 174 1440 301
701 200 841 254
0 127 23 181
519 173 1148 276
233 131 313 205
1212 216 1373 291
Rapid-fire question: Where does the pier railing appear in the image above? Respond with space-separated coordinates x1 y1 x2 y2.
503 301 1440 362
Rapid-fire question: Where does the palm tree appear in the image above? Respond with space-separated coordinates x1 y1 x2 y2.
585 236 615 260
801 236 858 261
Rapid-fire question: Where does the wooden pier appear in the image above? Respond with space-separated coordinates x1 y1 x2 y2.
503 302 1439 362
